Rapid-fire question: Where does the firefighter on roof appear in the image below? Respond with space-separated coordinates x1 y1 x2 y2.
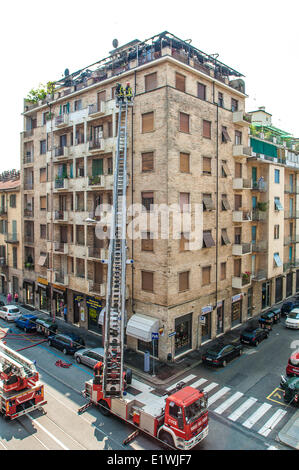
116 83 124 103
125 82 133 102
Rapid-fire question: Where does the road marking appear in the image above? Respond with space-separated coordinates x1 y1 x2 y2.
26 414 70 450
214 391 243 415
208 386 230 406
228 397 257 422
242 403 272 429
266 388 289 406
166 374 197 391
203 382 219 394
258 409 287 437
191 378 208 389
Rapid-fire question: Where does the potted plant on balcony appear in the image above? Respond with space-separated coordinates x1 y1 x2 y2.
257 201 268 212
242 271 251 284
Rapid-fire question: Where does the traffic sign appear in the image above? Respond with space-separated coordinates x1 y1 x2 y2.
152 332 159 340
168 331 176 337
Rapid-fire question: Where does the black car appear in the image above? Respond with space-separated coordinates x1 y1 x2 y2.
240 327 269 346
280 376 299 406
202 343 243 367
281 301 299 317
48 333 85 355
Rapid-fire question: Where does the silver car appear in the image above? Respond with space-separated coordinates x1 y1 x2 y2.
74 347 104 368
0 305 21 322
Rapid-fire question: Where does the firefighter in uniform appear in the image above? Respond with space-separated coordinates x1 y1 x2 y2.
125 82 133 102
93 361 103 385
116 83 124 104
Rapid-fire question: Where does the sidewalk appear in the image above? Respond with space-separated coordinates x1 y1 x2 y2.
278 410 299 449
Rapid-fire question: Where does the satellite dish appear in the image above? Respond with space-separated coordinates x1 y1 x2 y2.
112 39 119 49
64 68 70 77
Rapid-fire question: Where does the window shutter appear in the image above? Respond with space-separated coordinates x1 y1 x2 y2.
142 271 154 292
180 153 190 173
142 152 154 172
203 231 215 248
221 229 230 245
175 73 185 92
202 266 211 286
222 127 231 143
198 83 206 100
92 159 103 176
142 112 154 133
66 102 70 114
145 73 157 91
180 113 189 133
202 194 215 211
97 90 106 105
222 195 231 211
141 233 153 251
203 120 211 138
220 262 226 280
179 271 189 291
180 193 190 211
202 157 211 174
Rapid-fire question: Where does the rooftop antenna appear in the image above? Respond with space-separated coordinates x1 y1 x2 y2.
112 39 119 49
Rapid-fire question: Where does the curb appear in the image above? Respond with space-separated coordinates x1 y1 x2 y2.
277 410 299 450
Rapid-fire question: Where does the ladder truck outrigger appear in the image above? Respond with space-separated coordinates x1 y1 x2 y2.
0 342 47 420
79 87 209 450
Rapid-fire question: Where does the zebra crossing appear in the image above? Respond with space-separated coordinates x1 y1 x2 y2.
164 375 290 439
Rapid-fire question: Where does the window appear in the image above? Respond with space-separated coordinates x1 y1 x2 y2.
221 160 229 177
274 169 280 184
221 194 230 211
107 157 113 175
179 113 190 133
231 98 238 112
12 247 17 268
9 195 16 208
179 271 189 292
175 72 185 92
180 152 190 173
220 262 226 280
221 126 231 143
74 99 82 111
274 225 280 239
202 156 211 175
180 193 190 212
142 192 154 211
203 230 215 248
141 232 153 252
202 194 215 211
180 233 189 252
111 86 116 99
221 229 230 246
142 271 154 292
274 253 282 267
198 83 206 101
203 120 211 139
40 140 46 154
274 197 284 211
142 112 154 133
42 112 48 125
141 152 154 172
40 168 47 183
107 121 113 138
145 72 157 92
235 131 242 145
40 196 46 211
202 266 211 286
218 92 224 108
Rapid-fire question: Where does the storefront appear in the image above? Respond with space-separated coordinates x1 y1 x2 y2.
37 278 50 312
52 285 66 317
73 294 84 325
87 295 102 333
275 277 283 303
201 306 212 342
286 272 293 298
23 279 35 306
262 280 271 309
231 294 242 327
216 301 224 334
297 270 299 292
247 288 253 318
126 313 159 356
0 274 6 295
174 313 192 355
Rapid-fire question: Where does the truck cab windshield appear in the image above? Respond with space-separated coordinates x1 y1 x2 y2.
184 398 206 424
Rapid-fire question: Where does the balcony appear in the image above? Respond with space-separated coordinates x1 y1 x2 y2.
233 145 252 158
54 242 68 254
5 233 19 244
55 114 70 128
252 241 268 253
23 129 34 139
88 281 106 296
252 208 267 222
233 178 251 190
232 210 252 222
24 208 34 218
88 174 113 189
24 182 34 191
24 235 34 245
88 138 105 152
54 271 69 285
54 210 68 222
54 146 71 159
0 208 7 217
88 101 105 118
23 152 34 164
232 274 251 289
283 261 295 272
233 111 252 126
24 262 34 271
252 270 267 281
284 235 299 245
284 211 299 219
284 185 299 194
232 243 252 256
252 180 267 192
88 247 108 260
54 178 69 190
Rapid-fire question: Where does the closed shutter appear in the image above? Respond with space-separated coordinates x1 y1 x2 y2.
180 193 190 211
92 159 103 176
202 157 211 174
179 271 189 291
40 168 46 183
145 73 157 91
220 262 226 280
234 259 241 277
180 153 190 173
180 113 189 133
203 231 215 248
235 162 242 178
202 266 211 286
142 112 154 133
198 83 206 100
222 127 231 142
234 194 242 210
175 73 185 92
40 197 46 210
142 271 154 292
221 160 230 177
141 233 153 251
142 152 154 172
203 120 211 139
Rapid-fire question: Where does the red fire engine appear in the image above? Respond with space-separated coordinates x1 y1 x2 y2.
0 342 46 420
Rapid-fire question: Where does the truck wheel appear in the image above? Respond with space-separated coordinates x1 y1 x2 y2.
160 431 174 448
99 399 110 416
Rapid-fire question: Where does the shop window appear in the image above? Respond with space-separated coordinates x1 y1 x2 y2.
175 313 192 354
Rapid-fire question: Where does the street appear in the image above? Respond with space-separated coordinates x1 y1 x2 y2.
0 310 297 450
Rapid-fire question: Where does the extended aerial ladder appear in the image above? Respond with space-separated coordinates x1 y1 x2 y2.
102 96 132 398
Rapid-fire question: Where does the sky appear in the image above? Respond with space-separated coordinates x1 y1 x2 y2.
1 0 298 171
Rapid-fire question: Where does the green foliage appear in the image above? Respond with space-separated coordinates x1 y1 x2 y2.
26 81 55 104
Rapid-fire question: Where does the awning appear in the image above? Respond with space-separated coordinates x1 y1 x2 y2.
126 313 159 342
23 279 35 288
274 198 284 211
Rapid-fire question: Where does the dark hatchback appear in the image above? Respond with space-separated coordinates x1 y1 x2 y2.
281 301 299 317
202 343 243 367
48 333 85 355
240 326 269 346
280 376 299 406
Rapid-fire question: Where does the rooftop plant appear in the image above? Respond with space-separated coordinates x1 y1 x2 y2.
26 81 56 104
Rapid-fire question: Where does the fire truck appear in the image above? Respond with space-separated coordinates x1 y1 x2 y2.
0 342 46 420
79 91 209 449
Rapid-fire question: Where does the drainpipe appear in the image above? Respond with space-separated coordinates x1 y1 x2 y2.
48 102 55 320
131 70 136 313
215 95 219 326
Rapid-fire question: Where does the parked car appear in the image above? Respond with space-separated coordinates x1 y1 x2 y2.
286 352 299 378
0 300 5 307
74 347 132 384
202 343 243 367
258 311 275 329
0 305 21 322
281 300 299 317
48 333 85 355
36 318 58 337
15 314 37 332
240 326 269 346
285 309 299 329
280 375 299 406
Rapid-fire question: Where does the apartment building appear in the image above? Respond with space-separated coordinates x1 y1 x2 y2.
0 170 22 296
21 31 296 362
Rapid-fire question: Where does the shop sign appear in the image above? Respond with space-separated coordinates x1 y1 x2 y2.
37 278 48 286
202 305 212 314
86 296 102 311
52 284 66 292
232 293 243 303
74 295 84 303
200 315 206 325
168 331 176 337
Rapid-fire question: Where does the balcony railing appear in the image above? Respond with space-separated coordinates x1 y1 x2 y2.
24 235 34 244
233 111 252 126
55 146 70 158
54 271 68 284
232 243 252 256
252 270 267 281
88 175 103 187
24 182 34 190
284 185 299 194
233 178 252 190
284 235 299 245
88 281 105 296
233 145 252 158
54 210 68 221
88 138 104 152
252 208 267 222
232 210 252 222
252 180 267 192
5 233 19 243
0 208 7 216
54 178 68 190
284 211 299 219
88 102 105 117
283 261 295 272
55 114 70 127
24 208 34 218
23 152 34 164
88 247 103 259
54 242 68 254
24 262 34 271
232 275 251 289
252 241 268 252
0 257 7 267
